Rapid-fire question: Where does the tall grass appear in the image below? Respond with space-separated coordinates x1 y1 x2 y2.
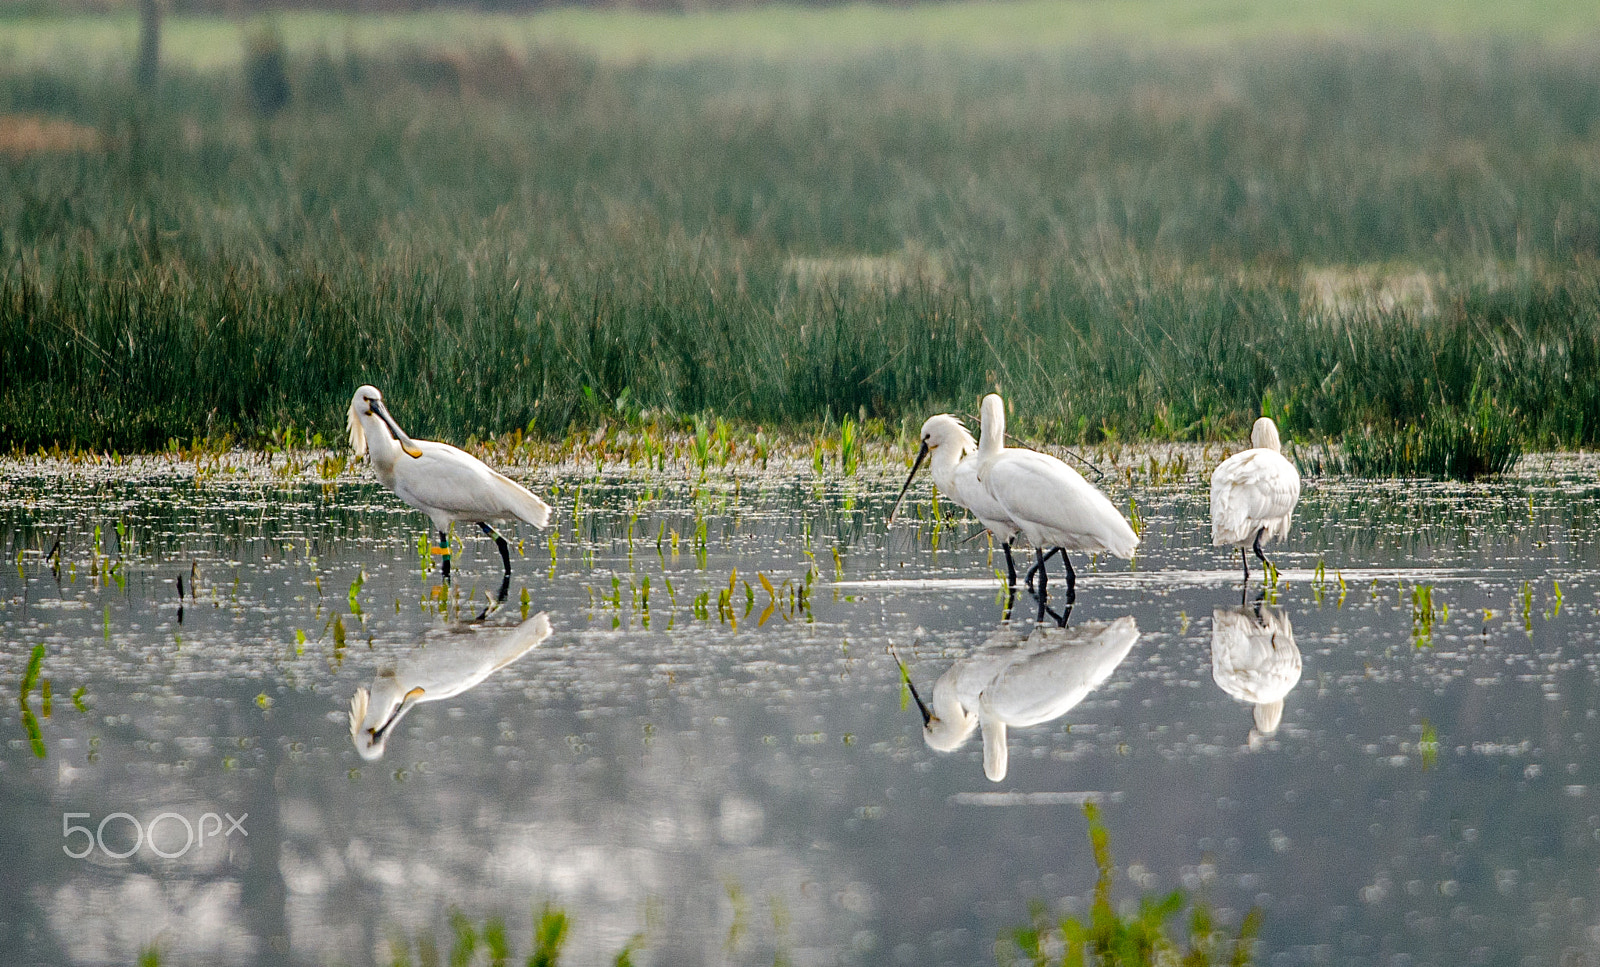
3 37 1599 468
1335 387 1524 479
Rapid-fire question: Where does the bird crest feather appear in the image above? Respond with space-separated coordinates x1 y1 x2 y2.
347 399 368 456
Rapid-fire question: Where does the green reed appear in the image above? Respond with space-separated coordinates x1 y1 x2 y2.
4 37 1600 477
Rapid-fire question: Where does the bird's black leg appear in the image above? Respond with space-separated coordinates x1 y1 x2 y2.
1060 550 1076 605
1001 583 1017 621
1041 600 1072 628
1002 540 1017 588
1024 547 1061 593
1252 527 1276 585
439 530 452 581
479 521 513 575
1239 547 1249 584
1030 547 1049 597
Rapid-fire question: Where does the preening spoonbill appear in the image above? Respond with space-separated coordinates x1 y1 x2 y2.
1210 417 1300 585
349 610 552 760
893 616 1139 781
888 399 1024 583
975 394 1138 602
347 385 551 578
1211 602 1301 738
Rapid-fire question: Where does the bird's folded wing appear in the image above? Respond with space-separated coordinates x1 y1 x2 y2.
986 452 1137 555
984 452 1093 520
397 443 550 524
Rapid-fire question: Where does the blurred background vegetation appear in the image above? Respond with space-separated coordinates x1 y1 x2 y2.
1 0 1597 471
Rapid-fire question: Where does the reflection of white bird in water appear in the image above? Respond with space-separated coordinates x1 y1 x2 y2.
889 396 1024 583
894 616 1140 781
1211 603 1301 737
347 385 551 579
349 610 552 760
1211 417 1300 585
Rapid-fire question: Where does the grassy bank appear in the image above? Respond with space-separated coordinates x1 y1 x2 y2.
3 25 1600 470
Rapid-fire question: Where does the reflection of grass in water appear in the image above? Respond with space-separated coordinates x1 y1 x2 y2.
1409 583 1446 648
1002 803 1262 967
1419 720 1439 771
18 643 47 758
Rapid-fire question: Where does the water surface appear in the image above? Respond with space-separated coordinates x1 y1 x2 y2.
4 453 1600 966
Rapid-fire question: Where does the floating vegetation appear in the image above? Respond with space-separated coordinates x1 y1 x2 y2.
1001 803 1262 967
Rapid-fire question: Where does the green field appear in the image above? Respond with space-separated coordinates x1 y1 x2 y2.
3 2 1599 473
3 0 1594 71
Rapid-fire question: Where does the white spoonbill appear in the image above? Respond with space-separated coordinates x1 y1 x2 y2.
347 385 551 578
894 616 1140 781
888 398 1025 584
349 610 552 760
1210 417 1300 585
975 394 1138 602
1211 602 1301 738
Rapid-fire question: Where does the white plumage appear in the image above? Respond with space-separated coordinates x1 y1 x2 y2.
1210 416 1300 583
889 394 1136 599
976 394 1138 600
348 385 551 577
888 395 1025 581
1211 604 1301 737
908 616 1140 781
350 610 552 760
951 395 1023 549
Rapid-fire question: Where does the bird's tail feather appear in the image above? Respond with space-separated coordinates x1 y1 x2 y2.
493 470 552 528
1106 526 1140 559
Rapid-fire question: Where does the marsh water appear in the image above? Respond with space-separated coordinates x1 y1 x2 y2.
4 451 1600 967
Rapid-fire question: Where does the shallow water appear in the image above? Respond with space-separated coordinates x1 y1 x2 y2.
4 453 1600 966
